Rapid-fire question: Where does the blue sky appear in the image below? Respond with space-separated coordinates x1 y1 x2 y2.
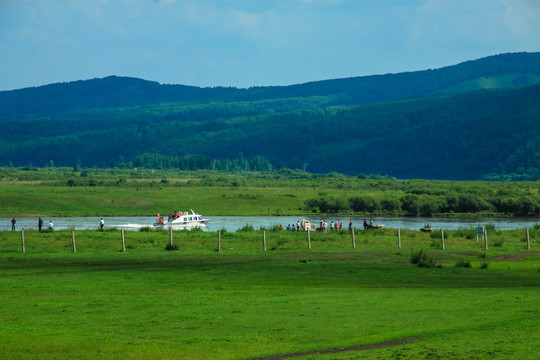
1 0 539 91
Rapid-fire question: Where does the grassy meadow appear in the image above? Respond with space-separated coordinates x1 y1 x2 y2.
0 184 311 216
1 227 539 359
1 167 540 358
2 166 540 217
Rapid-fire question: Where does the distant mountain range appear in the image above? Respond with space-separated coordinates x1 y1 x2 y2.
1 52 540 180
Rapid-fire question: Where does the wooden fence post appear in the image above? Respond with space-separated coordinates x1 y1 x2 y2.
218 230 221 252
440 228 445 250
169 228 173 248
526 228 530 251
307 229 311 249
72 230 77 253
21 229 25 254
262 230 266 251
351 229 356 249
397 228 401 249
121 229 126 252
484 229 488 251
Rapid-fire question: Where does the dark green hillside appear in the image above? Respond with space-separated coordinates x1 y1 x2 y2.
0 76 245 117
1 52 540 179
250 52 540 102
1 84 539 180
1 52 539 117
304 85 540 179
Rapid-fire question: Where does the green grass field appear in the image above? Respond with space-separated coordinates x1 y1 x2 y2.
3 167 540 217
1 228 539 359
0 184 318 216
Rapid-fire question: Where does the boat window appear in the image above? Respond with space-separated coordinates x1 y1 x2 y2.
189 217 193 221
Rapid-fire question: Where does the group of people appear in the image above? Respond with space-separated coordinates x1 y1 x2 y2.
363 218 375 229
318 220 351 232
284 219 355 232
37 217 53 231
10 217 52 231
155 211 184 224
9 217 105 231
286 221 302 231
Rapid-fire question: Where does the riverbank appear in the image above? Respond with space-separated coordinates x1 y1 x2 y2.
2 215 540 232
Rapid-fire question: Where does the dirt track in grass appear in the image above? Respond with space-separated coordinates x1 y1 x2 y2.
249 337 418 360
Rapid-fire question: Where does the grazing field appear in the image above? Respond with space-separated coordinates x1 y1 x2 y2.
1 228 539 359
2 167 540 217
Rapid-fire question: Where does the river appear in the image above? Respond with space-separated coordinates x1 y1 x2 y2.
2 215 539 232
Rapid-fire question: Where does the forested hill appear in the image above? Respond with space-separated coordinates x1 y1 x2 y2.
2 52 540 117
1 52 540 180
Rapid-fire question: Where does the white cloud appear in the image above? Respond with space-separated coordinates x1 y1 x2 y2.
1 0 539 90
497 0 540 36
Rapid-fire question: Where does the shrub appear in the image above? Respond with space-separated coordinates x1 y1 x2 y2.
269 224 283 232
483 223 497 232
479 252 490 269
348 196 378 213
493 239 504 247
237 224 255 232
455 260 471 268
400 194 421 216
165 243 179 251
318 197 349 213
139 226 152 232
410 249 436 268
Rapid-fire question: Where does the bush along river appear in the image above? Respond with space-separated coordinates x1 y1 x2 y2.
2 215 540 232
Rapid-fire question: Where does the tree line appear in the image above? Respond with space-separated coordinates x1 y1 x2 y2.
306 192 540 217
1 82 539 180
115 153 273 172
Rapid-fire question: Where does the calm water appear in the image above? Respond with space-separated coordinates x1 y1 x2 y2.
2 215 539 232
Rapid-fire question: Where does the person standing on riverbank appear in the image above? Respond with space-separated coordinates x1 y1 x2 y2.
100 218 105 230
11 218 16 231
38 217 43 232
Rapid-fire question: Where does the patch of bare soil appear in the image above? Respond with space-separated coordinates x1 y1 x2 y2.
452 251 483 257
249 337 418 360
391 259 409 264
492 253 524 262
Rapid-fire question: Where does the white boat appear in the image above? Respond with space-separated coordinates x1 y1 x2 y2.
153 209 210 229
